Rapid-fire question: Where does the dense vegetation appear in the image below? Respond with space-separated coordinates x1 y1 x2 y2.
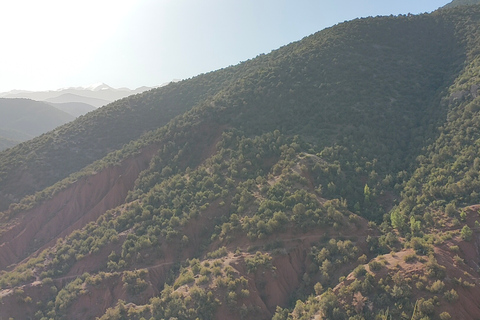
443 0 480 8
2 2 480 320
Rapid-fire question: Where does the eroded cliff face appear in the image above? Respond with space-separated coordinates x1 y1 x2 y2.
0 144 160 270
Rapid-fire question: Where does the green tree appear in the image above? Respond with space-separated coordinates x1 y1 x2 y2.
390 208 405 231
461 225 473 241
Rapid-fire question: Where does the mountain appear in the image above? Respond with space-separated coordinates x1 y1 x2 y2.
0 83 156 109
1 4 480 320
45 93 110 108
443 0 480 8
0 136 19 151
46 101 97 118
0 98 75 151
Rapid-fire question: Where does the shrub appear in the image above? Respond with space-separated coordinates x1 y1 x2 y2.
123 269 149 295
196 275 209 285
353 265 367 278
428 280 445 293
245 252 272 273
357 254 367 264
417 298 435 315
444 288 459 302
445 203 456 216
453 254 464 264
415 281 425 290
426 256 446 279
174 269 195 289
461 225 473 241
368 260 383 271
449 245 459 252
207 246 228 259
403 253 417 262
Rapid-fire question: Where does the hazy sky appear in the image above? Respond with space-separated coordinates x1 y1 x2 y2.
0 0 449 92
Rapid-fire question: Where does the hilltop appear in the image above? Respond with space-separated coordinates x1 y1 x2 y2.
443 0 480 8
1 3 480 320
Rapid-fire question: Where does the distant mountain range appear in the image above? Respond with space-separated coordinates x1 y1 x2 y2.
0 83 156 108
0 84 166 150
45 100 97 118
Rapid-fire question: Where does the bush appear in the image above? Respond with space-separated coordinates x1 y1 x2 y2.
415 281 425 290
353 265 367 278
403 252 417 262
357 254 367 264
461 225 473 241
174 269 195 289
444 288 459 302
445 203 456 216
206 246 228 259
245 252 272 273
417 298 435 315
368 260 383 271
122 269 149 295
449 245 459 252
427 280 445 293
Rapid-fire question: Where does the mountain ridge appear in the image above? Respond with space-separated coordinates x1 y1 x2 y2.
443 0 480 8
0 83 158 108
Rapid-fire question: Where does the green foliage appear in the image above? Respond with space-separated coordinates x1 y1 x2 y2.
310 238 360 287
206 246 228 259
444 288 459 302
390 207 406 231
122 269 149 295
54 275 88 314
148 284 219 320
461 225 473 241
403 253 418 263
439 311 452 320
245 252 272 273
368 260 384 272
425 256 446 279
427 279 445 293
173 268 195 289
353 265 367 278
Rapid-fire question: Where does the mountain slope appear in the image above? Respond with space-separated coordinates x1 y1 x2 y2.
443 0 480 8
0 98 75 151
0 137 19 151
45 93 110 108
0 68 253 211
46 101 97 118
1 4 480 320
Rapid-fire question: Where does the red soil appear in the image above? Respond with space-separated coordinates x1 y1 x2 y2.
0 143 160 270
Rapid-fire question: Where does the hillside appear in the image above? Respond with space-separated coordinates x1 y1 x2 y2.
46 101 97 118
0 136 18 151
0 98 75 151
443 0 480 8
45 93 109 108
1 4 480 320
